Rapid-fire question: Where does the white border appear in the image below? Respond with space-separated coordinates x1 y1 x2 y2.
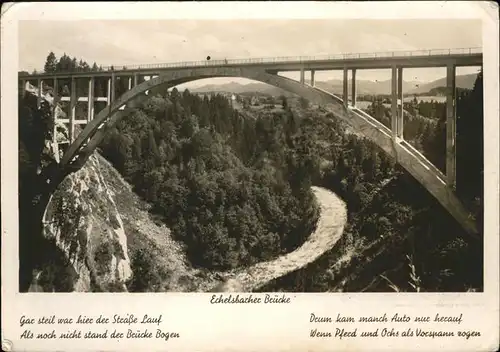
2 2 499 351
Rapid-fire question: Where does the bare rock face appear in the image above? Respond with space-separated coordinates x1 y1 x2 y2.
34 155 132 292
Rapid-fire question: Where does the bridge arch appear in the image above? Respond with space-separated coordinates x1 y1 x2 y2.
60 67 343 170
54 66 477 235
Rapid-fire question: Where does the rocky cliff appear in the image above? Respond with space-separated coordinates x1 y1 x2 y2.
23 84 132 292
33 154 133 292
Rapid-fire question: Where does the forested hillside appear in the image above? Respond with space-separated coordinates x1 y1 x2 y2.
99 88 320 270
259 72 483 292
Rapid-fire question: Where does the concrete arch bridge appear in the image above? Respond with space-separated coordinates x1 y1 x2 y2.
19 48 482 235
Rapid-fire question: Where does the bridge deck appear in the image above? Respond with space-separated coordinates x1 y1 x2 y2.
20 47 482 79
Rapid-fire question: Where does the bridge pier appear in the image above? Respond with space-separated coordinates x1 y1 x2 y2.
52 78 58 148
52 78 58 98
106 77 111 106
311 70 315 87
300 68 305 84
343 67 348 108
107 74 115 106
397 67 404 138
446 63 457 188
391 66 398 137
128 76 132 90
351 69 357 107
133 73 138 87
37 79 43 109
87 77 95 122
111 73 116 103
69 77 76 142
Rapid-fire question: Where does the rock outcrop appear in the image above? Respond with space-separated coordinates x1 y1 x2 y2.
36 155 132 292
24 83 132 292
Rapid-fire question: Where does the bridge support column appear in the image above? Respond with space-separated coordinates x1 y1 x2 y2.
37 79 43 108
446 63 456 188
397 67 404 138
311 70 315 87
111 73 116 103
107 74 115 106
391 66 398 137
300 68 305 84
128 76 132 90
52 78 59 149
351 69 357 107
106 77 111 106
133 73 138 87
69 77 76 142
343 67 348 108
87 77 95 122
144 76 150 95
53 78 58 98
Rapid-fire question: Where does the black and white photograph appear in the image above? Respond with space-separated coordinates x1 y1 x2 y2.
3 2 500 352
16 17 486 294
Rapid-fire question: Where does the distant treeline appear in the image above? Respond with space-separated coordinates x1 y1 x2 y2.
19 52 104 76
357 87 470 102
21 53 142 119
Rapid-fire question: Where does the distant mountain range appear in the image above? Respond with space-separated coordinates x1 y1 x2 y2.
190 82 291 97
189 73 480 97
406 73 479 94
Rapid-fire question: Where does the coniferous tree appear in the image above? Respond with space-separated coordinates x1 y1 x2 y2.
44 52 57 73
71 57 78 71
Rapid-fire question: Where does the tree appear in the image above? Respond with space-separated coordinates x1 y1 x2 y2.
180 114 199 139
56 53 72 72
44 52 57 73
145 129 160 162
100 128 130 173
299 97 309 109
127 247 168 292
71 57 78 71
170 87 179 102
280 95 288 109
78 59 90 72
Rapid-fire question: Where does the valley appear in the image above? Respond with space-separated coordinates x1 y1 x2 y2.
18 54 484 294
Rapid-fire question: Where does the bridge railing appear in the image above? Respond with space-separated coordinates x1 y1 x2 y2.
21 47 482 77
98 47 482 71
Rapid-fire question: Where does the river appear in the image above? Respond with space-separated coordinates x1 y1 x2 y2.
209 186 347 292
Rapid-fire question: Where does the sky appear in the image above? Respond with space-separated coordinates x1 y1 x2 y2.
18 19 482 88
